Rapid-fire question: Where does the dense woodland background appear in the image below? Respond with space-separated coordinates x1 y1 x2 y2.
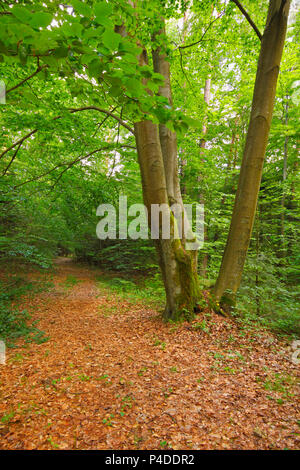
0 0 299 341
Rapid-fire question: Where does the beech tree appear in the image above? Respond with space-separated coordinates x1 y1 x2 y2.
133 20 202 320
214 0 291 308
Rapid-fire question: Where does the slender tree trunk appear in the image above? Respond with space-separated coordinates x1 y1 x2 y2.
214 0 291 307
199 78 211 150
199 77 211 278
178 11 188 197
280 98 289 256
212 118 239 246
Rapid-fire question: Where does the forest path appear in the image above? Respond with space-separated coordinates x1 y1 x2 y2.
0 258 299 450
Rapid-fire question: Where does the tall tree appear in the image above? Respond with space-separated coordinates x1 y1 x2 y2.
199 76 211 278
214 0 291 307
134 20 202 320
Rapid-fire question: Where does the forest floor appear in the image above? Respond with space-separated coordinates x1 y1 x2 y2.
0 258 299 450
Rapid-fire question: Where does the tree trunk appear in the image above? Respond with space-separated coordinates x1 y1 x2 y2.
178 11 188 197
280 98 289 257
199 78 211 150
134 43 201 321
199 77 211 278
214 0 291 308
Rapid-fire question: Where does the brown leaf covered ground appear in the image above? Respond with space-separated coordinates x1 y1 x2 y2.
0 258 299 450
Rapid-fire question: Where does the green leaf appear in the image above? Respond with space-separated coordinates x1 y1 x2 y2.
63 22 83 38
183 116 202 129
140 65 153 79
102 29 120 51
11 6 32 23
81 54 96 64
109 85 122 97
53 46 69 58
71 0 92 17
18 45 27 66
124 78 143 96
87 58 103 78
29 12 53 29
83 26 104 39
119 41 141 56
94 2 113 22
152 72 164 84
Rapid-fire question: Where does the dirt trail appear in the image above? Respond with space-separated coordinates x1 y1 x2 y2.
0 259 299 450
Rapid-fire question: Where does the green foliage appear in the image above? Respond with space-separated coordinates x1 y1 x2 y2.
0 278 49 347
96 272 165 308
63 275 80 289
0 411 15 424
236 236 300 336
191 319 210 333
0 237 52 269
256 372 297 401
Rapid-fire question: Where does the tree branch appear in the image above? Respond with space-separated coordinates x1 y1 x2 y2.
0 107 134 161
6 65 48 94
0 129 38 161
51 143 135 189
178 13 225 50
2 141 22 176
230 0 262 40
10 144 136 190
68 106 135 135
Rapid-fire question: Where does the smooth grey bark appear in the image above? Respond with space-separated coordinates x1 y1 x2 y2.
134 43 201 320
199 77 211 278
214 0 291 306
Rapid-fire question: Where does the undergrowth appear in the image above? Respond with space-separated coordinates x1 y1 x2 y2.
97 268 299 337
96 272 165 309
0 275 51 347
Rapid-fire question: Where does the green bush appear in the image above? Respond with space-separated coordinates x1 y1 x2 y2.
0 278 49 347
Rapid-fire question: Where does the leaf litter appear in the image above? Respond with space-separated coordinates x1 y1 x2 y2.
0 259 299 450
